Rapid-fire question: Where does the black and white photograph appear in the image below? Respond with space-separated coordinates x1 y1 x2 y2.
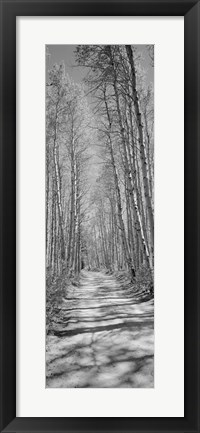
46 44 154 388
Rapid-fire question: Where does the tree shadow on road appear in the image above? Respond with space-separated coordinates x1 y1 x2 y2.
46 272 154 388
46 308 154 388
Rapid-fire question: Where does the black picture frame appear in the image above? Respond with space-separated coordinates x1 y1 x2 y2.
0 1 199 432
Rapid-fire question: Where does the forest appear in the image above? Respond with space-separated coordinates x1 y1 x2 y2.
46 45 154 388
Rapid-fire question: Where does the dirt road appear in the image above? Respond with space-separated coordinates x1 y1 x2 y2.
46 271 154 388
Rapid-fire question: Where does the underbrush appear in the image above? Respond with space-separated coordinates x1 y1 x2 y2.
114 266 154 301
46 270 80 335
136 266 154 295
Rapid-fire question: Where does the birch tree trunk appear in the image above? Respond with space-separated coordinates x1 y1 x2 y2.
53 101 65 261
125 45 154 256
103 90 135 278
106 47 151 270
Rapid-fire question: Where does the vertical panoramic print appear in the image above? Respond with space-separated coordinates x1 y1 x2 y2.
46 45 154 388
